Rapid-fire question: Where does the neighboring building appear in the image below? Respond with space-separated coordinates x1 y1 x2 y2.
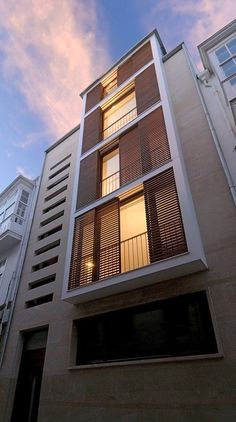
1 20 236 422
0 175 38 364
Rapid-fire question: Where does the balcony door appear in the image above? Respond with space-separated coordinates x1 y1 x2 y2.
120 195 149 272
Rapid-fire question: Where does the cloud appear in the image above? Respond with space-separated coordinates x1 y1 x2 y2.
13 130 49 149
142 0 234 60
0 0 110 141
16 166 34 180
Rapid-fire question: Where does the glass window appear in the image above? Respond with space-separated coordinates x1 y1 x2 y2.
20 190 29 204
103 90 137 138
227 38 236 55
4 203 15 219
120 195 149 272
101 148 120 196
102 72 117 98
221 59 236 78
76 291 218 365
215 46 230 63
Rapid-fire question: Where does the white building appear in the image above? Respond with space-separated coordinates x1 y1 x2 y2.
0 175 38 363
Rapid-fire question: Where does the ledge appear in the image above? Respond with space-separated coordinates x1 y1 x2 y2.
68 353 223 371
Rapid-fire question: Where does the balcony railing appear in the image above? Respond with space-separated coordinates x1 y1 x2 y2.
102 107 137 139
121 232 149 273
101 171 120 196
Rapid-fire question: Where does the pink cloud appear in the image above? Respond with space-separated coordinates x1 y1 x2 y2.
0 0 110 141
142 0 234 58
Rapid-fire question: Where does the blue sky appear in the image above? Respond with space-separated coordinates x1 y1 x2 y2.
0 0 234 191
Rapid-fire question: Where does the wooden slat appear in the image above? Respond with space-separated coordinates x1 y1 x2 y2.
144 168 187 263
135 64 160 115
85 83 103 113
95 200 120 280
82 107 101 154
68 210 95 289
77 151 99 209
139 107 171 173
117 42 153 85
119 125 142 186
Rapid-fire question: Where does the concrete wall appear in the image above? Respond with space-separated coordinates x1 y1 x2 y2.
1 46 236 422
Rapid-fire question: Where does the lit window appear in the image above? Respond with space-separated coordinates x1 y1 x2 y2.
120 195 149 272
102 71 117 98
101 148 120 196
103 90 137 138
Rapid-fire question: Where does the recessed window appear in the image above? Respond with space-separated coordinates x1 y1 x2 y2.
101 148 120 196
102 71 117 98
75 291 218 365
103 89 137 139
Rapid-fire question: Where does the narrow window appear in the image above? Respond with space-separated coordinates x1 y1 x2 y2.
101 148 120 196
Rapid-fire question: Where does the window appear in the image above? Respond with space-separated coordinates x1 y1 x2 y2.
120 194 149 272
4 202 15 220
215 37 236 85
69 169 187 290
75 291 218 365
102 71 117 98
230 98 236 123
20 190 29 204
101 148 120 196
103 89 137 138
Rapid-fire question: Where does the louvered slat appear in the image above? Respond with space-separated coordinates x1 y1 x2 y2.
135 64 160 115
82 107 101 154
68 210 95 289
117 42 153 85
144 168 187 262
77 151 99 209
139 107 171 173
85 83 103 113
95 200 120 280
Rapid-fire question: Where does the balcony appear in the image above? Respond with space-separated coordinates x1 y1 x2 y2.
0 213 24 253
102 107 137 139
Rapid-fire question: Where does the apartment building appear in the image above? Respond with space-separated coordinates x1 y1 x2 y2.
1 20 236 422
0 175 37 364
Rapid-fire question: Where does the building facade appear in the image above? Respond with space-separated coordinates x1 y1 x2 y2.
1 20 236 422
0 175 38 365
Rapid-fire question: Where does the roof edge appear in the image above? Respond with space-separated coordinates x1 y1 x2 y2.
45 124 80 154
80 29 166 98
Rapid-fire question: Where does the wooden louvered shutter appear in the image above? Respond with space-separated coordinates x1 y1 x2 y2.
139 107 171 174
77 151 99 209
68 210 95 289
119 126 142 186
132 42 153 73
117 42 153 86
144 169 187 263
95 200 120 281
82 107 101 154
135 64 160 115
85 83 103 113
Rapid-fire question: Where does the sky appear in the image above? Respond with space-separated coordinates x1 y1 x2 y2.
0 0 235 192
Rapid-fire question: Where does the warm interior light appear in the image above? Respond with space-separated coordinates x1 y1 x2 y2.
86 261 94 268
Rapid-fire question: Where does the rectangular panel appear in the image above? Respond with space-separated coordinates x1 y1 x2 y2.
82 107 101 154
85 83 103 113
144 168 187 262
139 107 171 173
119 125 142 185
117 42 153 85
95 200 120 280
68 210 95 289
135 64 160 115
77 151 99 209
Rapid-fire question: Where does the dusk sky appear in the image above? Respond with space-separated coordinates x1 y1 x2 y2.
0 0 234 191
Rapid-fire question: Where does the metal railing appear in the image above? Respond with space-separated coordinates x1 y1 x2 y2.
121 232 149 273
101 171 120 196
103 107 137 139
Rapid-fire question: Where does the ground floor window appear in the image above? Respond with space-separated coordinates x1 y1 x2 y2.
76 291 218 365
